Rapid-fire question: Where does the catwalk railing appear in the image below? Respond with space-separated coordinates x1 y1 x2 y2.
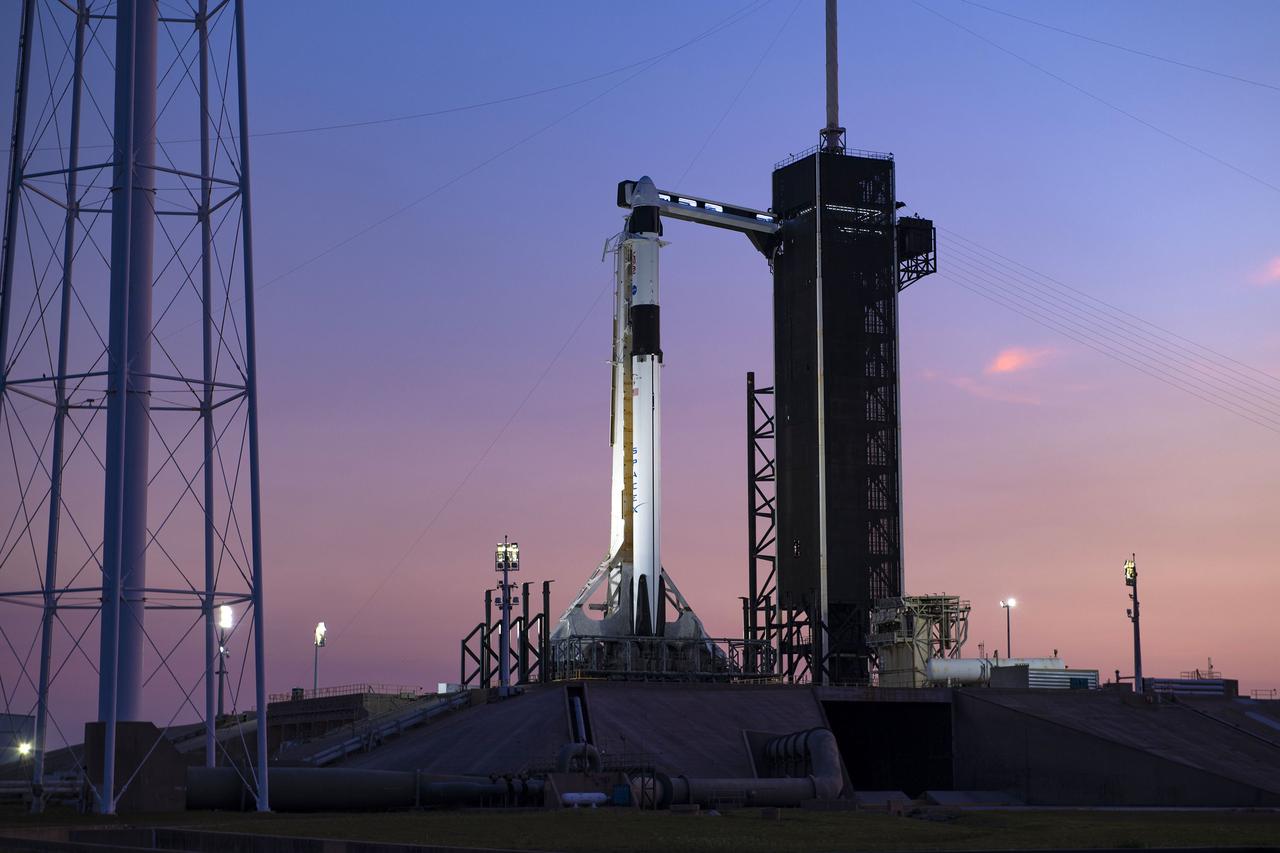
549 635 775 683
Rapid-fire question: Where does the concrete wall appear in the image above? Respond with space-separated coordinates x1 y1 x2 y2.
952 692 1280 806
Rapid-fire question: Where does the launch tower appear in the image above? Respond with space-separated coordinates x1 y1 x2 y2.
765 0 936 683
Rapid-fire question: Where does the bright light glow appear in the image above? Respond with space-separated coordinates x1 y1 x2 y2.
1000 598 1017 608
17 741 32 757
495 541 520 571
314 621 327 647
218 604 234 630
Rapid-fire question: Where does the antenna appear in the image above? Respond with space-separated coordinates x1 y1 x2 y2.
820 0 847 151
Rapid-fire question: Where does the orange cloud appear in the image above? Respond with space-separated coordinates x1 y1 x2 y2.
985 346 1051 375
1249 257 1280 287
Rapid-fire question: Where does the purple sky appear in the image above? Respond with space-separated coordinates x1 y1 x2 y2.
2 1 1278 736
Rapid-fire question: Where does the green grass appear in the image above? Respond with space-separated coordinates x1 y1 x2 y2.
4 807 1280 851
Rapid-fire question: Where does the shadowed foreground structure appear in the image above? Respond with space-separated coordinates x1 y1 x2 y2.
327 682 1280 807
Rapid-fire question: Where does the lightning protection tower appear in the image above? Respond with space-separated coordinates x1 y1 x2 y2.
0 0 268 812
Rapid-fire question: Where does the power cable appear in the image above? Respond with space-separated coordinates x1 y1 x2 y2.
255 1 772 295
911 0 1280 197
943 227 1280 392
676 0 804 186
937 257 1280 434
956 0 1280 94
5 1 772 155
945 255 1280 427
942 240 1280 411
327 2 776 638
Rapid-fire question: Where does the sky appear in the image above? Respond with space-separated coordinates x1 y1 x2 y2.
1 1 1278 739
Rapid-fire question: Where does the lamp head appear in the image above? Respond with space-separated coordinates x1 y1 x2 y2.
314 621 327 647
218 604 234 630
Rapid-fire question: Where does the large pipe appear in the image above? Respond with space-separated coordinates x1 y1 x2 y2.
663 728 844 808
924 656 1066 685
556 742 602 773
100 0 158 727
187 767 543 811
627 177 662 636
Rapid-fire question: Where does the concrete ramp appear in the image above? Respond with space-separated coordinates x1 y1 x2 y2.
583 682 826 776
954 690 1280 806
336 682 825 778
340 686 570 775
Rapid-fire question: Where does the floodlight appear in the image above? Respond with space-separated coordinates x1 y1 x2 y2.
314 621 327 647
17 741 32 757
218 605 234 630
494 541 520 572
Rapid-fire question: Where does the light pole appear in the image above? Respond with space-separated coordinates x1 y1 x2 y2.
1125 555 1143 695
1000 598 1017 658
313 621 326 695
216 605 233 718
494 538 520 697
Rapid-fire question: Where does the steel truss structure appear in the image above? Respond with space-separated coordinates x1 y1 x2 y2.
0 0 267 812
743 372 827 683
460 581 552 688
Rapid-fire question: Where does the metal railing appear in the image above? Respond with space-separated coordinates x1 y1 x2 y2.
549 636 775 682
301 691 472 767
774 144 893 170
268 683 426 703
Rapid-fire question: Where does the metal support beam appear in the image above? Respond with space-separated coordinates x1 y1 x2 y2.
31 0 85 813
233 0 270 810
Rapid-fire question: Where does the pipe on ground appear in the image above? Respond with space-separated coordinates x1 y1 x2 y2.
660 728 844 808
556 741 602 773
187 767 542 811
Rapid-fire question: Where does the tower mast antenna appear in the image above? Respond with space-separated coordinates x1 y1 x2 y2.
820 0 846 151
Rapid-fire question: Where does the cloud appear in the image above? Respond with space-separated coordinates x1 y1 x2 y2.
985 346 1052 375
919 369 1042 406
948 375 1041 406
1248 257 1280 287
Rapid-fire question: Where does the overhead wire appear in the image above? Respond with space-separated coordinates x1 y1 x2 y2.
941 229 1280 390
910 0 1280 197
5 0 775 155
940 265 1280 435
935 233 1280 433
955 0 1280 94
329 0 780 638
676 0 805 186
941 231 1280 403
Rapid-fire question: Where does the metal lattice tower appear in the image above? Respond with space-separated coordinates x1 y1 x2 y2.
0 0 268 812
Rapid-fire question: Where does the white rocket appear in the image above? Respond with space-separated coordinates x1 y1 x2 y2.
619 177 664 635
554 176 778 643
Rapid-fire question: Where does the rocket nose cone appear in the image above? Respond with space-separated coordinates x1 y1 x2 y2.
631 176 660 208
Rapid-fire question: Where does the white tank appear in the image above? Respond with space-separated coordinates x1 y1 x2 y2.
924 656 1066 685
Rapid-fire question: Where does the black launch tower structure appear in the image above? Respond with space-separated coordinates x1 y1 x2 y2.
769 147 934 683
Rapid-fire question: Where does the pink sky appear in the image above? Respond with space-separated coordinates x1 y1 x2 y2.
2 3 1278 739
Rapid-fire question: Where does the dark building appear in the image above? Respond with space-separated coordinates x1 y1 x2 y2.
771 147 934 683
